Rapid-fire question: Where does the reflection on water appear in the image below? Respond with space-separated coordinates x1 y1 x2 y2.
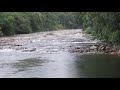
8 52 79 78
75 54 120 78
1 52 120 78
5 53 120 78
12 58 48 73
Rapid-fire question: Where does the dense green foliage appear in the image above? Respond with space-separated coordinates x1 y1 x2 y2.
0 12 80 36
79 12 120 44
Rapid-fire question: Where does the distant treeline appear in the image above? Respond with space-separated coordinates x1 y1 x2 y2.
0 12 80 36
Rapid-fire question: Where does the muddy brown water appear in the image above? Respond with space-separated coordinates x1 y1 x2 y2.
0 29 120 78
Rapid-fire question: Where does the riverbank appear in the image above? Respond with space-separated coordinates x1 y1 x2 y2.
80 31 120 56
0 29 119 56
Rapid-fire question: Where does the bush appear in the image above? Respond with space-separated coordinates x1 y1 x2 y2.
0 26 3 36
0 15 15 35
78 12 120 44
13 13 32 34
85 27 92 34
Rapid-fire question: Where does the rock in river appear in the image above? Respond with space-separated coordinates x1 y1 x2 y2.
117 50 120 55
90 45 97 50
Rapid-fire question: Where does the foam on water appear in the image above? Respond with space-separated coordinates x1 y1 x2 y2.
0 49 15 52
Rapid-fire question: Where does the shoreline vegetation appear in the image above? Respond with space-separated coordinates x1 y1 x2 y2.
79 12 120 56
0 12 120 56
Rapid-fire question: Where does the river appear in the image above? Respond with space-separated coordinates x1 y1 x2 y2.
0 29 120 78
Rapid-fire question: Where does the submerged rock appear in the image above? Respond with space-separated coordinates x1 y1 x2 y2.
30 48 36 52
22 48 36 52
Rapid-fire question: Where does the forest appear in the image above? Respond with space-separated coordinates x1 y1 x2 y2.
0 12 120 45
0 12 80 36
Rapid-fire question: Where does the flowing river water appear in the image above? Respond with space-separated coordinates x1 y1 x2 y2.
0 29 120 78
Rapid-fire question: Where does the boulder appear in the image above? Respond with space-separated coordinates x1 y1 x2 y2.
104 46 111 53
117 50 120 55
14 44 22 46
101 46 106 50
110 52 116 55
74 49 80 52
106 45 111 50
110 52 113 54
76 47 81 49
85 49 90 52
90 45 97 50
22 48 36 52
30 48 36 52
